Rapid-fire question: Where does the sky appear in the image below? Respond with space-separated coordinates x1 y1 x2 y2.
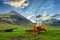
0 0 60 22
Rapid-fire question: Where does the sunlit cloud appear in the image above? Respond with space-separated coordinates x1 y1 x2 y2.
59 12 60 14
26 13 36 23
30 20 36 23
4 0 29 8
21 1 29 8
26 14 34 20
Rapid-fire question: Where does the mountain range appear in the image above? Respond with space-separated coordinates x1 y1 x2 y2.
44 19 60 26
0 10 60 26
36 14 60 26
0 10 32 26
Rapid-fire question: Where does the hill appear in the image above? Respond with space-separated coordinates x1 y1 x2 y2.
0 10 32 25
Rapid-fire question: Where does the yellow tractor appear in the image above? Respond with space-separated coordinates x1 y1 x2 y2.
25 12 48 34
25 23 47 34
33 23 47 33
25 19 47 34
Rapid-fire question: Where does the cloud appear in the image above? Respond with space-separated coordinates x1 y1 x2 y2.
26 16 32 19
26 16 36 23
30 20 36 23
26 14 34 19
59 12 60 14
4 0 29 8
21 1 29 8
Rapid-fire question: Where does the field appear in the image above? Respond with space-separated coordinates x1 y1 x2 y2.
0 24 60 40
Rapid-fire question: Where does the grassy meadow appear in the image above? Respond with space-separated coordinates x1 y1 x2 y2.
0 24 60 40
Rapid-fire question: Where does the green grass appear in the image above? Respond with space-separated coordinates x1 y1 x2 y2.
0 24 60 40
